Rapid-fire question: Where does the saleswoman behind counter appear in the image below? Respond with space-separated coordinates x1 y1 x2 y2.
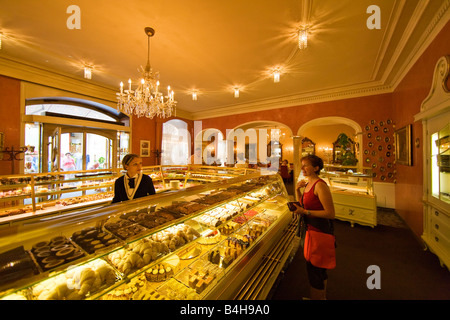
112 154 156 203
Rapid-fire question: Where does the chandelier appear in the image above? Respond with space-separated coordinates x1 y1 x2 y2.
117 27 176 119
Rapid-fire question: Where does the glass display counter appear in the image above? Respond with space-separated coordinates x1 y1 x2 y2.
0 172 292 300
322 165 377 227
0 166 257 227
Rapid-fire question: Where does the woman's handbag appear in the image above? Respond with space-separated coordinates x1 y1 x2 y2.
303 225 336 269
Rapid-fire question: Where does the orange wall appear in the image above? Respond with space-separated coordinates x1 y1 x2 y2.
200 94 393 137
0 76 21 175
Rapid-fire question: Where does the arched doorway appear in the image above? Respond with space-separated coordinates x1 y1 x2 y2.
231 121 293 166
23 98 130 173
297 117 362 167
161 119 190 165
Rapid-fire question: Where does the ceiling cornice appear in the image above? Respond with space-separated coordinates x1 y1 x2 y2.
191 82 393 120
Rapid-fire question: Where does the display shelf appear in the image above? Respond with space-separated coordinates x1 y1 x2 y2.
322 165 377 227
0 172 291 300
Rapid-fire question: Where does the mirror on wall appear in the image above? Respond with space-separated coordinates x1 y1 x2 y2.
301 137 315 157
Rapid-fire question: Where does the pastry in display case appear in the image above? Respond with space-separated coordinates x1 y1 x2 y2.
0 165 257 226
322 164 377 228
0 172 292 300
0 169 118 222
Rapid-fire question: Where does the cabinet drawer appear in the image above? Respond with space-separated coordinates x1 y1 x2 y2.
335 204 375 223
430 214 450 237
430 208 450 226
429 227 450 252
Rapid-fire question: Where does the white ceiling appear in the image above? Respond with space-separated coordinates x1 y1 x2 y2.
0 0 448 119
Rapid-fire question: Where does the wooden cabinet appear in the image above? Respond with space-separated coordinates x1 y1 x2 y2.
415 55 450 271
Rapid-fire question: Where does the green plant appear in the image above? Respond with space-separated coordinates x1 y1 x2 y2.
335 133 358 166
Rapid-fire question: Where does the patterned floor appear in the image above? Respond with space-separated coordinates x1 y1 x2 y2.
377 207 408 228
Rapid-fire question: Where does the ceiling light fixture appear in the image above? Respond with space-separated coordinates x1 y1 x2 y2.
192 91 198 101
117 27 176 118
84 65 92 79
298 27 308 49
273 69 281 83
234 88 240 98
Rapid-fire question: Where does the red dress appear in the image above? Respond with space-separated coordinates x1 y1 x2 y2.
301 179 334 234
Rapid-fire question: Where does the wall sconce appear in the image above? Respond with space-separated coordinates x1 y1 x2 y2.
234 88 240 98
192 91 198 101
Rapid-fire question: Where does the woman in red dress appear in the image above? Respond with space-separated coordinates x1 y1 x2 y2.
294 154 335 300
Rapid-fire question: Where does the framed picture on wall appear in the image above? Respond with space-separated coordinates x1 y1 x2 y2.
140 140 150 158
394 124 412 166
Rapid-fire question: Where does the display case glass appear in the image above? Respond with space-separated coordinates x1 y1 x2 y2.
322 165 374 196
0 169 118 221
431 124 450 204
0 166 257 225
0 172 290 300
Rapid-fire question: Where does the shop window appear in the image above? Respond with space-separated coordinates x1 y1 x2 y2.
26 104 117 123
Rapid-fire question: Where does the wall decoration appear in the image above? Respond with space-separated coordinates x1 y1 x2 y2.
363 118 396 182
140 140 150 157
394 124 412 166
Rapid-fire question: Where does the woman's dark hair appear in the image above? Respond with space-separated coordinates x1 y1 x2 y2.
122 153 140 169
301 154 324 174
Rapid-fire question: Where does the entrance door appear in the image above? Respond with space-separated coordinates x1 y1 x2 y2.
86 133 113 170
41 125 117 173
50 126 61 172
